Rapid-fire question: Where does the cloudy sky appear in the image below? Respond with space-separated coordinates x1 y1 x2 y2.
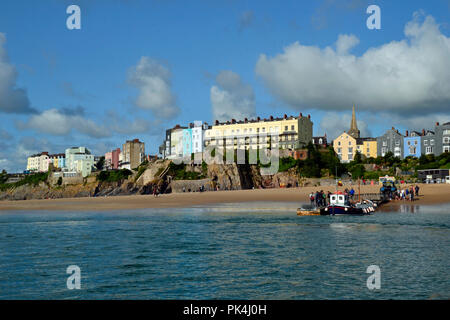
0 0 449 172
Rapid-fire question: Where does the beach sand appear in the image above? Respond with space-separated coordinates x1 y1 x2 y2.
0 183 449 212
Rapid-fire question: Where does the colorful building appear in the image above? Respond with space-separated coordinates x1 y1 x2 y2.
205 113 313 151
333 132 357 163
404 131 422 158
65 147 95 177
105 148 121 170
182 128 193 158
333 106 376 162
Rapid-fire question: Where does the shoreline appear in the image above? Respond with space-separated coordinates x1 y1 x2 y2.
1 183 449 212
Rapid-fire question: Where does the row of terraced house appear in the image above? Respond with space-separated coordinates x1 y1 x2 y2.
26 139 146 177
159 113 320 161
159 106 450 164
333 106 450 163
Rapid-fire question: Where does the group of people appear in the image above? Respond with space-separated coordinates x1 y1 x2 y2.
394 185 420 201
309 188 358 208
309 190 332 207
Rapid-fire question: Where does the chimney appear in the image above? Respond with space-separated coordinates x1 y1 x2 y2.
308 114 311 119
436 122 440 126
406 130 409 137
299 112 303 118
257 116 261 121
244 117 248 123
284 114 287 119
232 118 236 124
215 120 219 125
422 129 425 135
270 115 273 120
391 126 395 130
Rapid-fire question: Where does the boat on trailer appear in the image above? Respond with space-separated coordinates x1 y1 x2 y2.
320 193 374 216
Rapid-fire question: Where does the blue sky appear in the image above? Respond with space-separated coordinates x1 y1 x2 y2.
0 0 449 172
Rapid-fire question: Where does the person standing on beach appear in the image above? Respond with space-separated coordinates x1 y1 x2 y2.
415 185 420 197
309 192 315 206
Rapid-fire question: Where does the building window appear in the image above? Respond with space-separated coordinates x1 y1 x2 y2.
444 146 450 153
338 141 341 146
284 126 288 131
424 140 428 145
383 141 387 146
348 147 353 153
431 139 434 145
291 125 294 130
443 129 450 135
443 137 450 144
337 148 342 154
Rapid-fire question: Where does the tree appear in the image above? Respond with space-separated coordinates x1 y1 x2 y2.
0 169 7 184
95 156 105 171
353 151 363 164
350 164 365 179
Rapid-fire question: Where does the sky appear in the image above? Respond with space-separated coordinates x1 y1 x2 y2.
0 0 449 172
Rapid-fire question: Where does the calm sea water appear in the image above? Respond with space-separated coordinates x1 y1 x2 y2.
0 202 449 299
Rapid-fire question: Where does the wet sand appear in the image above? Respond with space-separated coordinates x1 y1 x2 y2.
1 183 449 212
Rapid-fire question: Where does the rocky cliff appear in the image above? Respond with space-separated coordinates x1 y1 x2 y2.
0 159 306 200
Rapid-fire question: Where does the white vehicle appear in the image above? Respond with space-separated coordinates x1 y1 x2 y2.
446 176 450 184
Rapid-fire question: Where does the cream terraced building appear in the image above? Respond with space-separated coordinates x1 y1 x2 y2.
204 114 313 150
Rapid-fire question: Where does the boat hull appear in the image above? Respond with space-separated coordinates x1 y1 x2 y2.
320 205 367 216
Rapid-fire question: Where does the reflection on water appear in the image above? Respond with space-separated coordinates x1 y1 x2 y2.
0 202 449 300
398 204 420 213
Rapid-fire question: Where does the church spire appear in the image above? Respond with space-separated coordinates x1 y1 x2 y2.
348 103 360 139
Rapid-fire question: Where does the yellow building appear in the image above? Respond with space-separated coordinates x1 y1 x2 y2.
334 133 378 163
358 138 377 159
205 114 313 150
333 105 378 163
334 132 357 163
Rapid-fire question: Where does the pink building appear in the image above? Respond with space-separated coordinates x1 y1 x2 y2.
105 148 121 170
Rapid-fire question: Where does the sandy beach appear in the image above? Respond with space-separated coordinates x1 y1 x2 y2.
0 183 449 212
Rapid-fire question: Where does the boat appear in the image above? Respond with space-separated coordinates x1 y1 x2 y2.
320 192 373 216
297 204 321 216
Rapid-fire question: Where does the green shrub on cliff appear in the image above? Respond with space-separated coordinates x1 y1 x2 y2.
97 169 132 182
167 162 205 180
0 172 49 191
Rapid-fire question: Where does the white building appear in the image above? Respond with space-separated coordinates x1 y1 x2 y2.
65 147 95 177
26 152 50 172
192 121 208 154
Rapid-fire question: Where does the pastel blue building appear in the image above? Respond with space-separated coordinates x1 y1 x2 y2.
182 128 192 158
404 131 422 158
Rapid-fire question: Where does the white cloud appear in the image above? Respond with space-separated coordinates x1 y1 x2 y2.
18 108 110 138
107 110 160 135
128 56 179 119
255 13 450 115
210 70 256 121
0 33 35 114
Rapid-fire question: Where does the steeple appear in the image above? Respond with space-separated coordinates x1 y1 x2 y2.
348 103 360 139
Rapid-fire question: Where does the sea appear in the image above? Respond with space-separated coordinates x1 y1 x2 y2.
0 201 449 299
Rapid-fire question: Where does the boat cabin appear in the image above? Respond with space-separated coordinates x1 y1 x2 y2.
329 193 350 206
